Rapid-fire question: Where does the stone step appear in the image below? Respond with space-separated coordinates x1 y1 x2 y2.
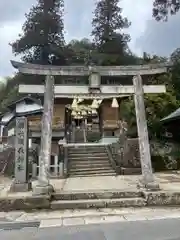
69 170 116 177
68 146 105 150
68 156 109 162
69 161 110 165
69 167 113 173
68 158 109 162
69 153 107 156
68 157 109 161
68 145 105 148
68 154 107 158
68 162 112 168
68 167 115 172
50 197 146 210
69 173 117 177
52 190 143 200
68 146 105 148
68 149 106 153
121 167 141 175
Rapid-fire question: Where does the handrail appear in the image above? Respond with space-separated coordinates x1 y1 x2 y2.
105 144 119 174
63 146 68 177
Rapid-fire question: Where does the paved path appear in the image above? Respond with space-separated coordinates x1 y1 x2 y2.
2 172 180 197
1 217 180 239
0 207 180 229
49 172 180 192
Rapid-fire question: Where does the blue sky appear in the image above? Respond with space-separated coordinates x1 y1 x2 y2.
0 0 180 78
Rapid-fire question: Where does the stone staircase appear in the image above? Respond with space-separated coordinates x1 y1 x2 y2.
67 144 117 177
51 190 146 210
73 128 85 143
71 128 101 143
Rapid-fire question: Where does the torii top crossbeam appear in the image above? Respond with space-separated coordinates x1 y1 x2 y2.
11 60 171 76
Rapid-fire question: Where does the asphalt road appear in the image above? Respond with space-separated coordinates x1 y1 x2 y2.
1 218 180 240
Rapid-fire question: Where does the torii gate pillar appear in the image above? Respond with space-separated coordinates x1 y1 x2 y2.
133 75 159 190
33 75 55 195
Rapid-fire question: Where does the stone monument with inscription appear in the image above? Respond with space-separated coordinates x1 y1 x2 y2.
10 117 31 192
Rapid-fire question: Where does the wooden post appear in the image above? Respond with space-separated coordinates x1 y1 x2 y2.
98 106 103 138
83 119 87 143
133 75 159 190
33 75 54 195
72 121 75 143
54 155 58 176
32 163 37 179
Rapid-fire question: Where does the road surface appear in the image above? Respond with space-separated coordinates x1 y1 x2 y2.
0 217 180 239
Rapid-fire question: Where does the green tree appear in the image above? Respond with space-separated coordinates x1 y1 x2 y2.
169 48 180 100
0 76 20 112
11 0 65 65
66 38 96 65
91 0 132 65
121 55 180 139
153 0 180 21
121 91 179 139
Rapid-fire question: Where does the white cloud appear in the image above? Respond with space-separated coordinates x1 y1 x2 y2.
136 12 180 56
0 22 22 77
121 0 153 55
64 0 95 41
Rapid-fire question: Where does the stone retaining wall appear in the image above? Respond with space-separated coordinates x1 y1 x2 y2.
109 137 180 172
1 191 180 211
109 137 141 170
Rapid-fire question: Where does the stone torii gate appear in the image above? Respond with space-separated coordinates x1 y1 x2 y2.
11 60 170 194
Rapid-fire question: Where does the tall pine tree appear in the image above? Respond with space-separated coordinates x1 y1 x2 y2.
11 0 65 65
91 0 131 65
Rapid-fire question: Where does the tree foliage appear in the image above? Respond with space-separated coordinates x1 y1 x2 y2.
120 54 180 139
121 91 179 139
0 76 20 112
66 38 97 65
91 0 131 65
153 0 180 21
11 0 65 65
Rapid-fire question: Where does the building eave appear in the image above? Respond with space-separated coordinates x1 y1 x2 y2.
6 96 41 110
161 108 180 124
3 109 43 127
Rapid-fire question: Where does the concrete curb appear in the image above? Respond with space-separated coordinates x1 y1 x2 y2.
0 220 40 230
39 213 180 228
0 207 180 229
